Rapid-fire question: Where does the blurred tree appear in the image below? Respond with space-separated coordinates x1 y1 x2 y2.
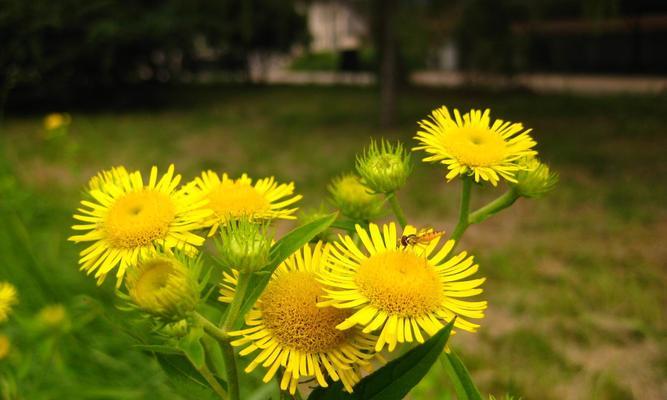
0 0 306 115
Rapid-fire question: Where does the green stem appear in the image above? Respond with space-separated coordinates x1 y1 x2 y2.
451 177 472 242
468 189 519 225
216 271 252 400
387 192 407 229
195 312 230 343
221 271 251 332
196 362 228 400
220 340 240 400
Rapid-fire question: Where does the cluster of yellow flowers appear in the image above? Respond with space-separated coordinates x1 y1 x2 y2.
69 106 556 396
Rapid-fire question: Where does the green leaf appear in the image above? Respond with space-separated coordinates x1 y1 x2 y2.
442 350 483 400
330 218 359 233
202 335 227 378
132 344 183 355
156 353 220 400
239 213 337 319
308 319 455 400
179 326 206 369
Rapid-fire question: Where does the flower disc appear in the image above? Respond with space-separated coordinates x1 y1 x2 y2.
321 223 487 351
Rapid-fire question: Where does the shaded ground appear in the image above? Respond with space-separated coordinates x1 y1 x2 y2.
1 85 666 399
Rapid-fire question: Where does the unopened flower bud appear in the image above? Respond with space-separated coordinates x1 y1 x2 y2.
126 254 199 320
510 157 558 198
216 220 272 272
356 139 412 194
328 174 383 221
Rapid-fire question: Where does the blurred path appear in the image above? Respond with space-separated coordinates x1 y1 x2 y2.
257 68 667 94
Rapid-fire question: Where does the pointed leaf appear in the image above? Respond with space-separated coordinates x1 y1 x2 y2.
308 319 455 400
443 350 483 400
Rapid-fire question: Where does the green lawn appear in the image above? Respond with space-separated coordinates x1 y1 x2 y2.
1 85 665 399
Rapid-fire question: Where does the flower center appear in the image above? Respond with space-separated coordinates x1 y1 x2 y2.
207 182 270 219
443 127 508 167
105 190 176 248
355 250 443 317
260 271 352 353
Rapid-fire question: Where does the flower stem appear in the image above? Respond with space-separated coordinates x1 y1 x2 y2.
196 361 228 400
451 177 472 242
468 189 519 225
387 192 407 229
202 270 251 400
220 340 240 400
221 271 251 332
195 312 229 342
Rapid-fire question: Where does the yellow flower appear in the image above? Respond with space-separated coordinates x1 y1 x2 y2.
226 242 378 394
414 107 537 186
87 166 130 191
0 282 18 323
43 113 71 131
37 304 69 330
328 174 383 221
0 335 9 360
188 171 302 236
125 253 200 320
320 223 487 352
69 165 210 286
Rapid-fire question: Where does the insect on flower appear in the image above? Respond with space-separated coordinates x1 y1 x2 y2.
398 227 445 248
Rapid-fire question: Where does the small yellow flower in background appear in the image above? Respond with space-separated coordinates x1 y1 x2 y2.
68 165 211 286
510 157 558 198
0 335 10 360
188 171 302 236
125 253 199 320
414 106 537 186
0 282 18 323
328 173 383 221
43 112 71 131
226 242 378 394
37 304 69 330
87 166 130 191
320 223 487 352
356 139 412 194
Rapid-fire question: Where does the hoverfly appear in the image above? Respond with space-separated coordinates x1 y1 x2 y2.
398 228 445 249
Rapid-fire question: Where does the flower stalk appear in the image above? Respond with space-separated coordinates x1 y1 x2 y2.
468 189 519 225
387 192 407 229
451 177 472 241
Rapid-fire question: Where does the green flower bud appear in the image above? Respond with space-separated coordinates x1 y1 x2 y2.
216 220 272 272
125 253 200 321
356 139 412 194
328 173 383 221
510 157 558 198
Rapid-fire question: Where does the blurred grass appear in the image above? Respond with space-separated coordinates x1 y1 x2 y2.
1 85 666 399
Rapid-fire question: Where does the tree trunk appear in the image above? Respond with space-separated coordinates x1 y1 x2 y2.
378 0 397 128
